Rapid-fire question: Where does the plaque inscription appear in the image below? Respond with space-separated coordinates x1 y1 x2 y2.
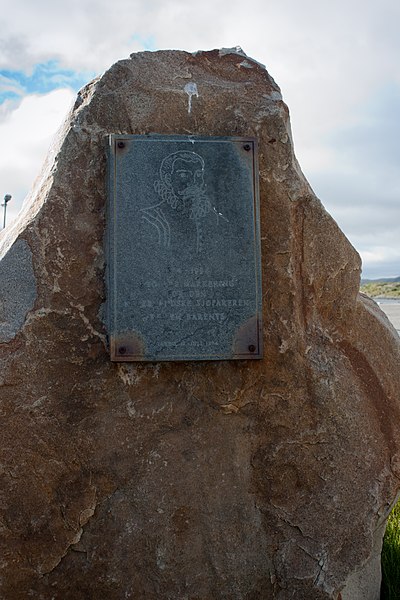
107 135 262 361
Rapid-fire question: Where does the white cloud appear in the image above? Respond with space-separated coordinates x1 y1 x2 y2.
0 0 399 276
360 247 400 279
0 88 75 223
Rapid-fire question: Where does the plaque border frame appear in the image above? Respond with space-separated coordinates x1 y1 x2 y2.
106 134 263 362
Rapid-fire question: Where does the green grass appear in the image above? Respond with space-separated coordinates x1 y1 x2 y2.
381 500 400 599
361 282 400 299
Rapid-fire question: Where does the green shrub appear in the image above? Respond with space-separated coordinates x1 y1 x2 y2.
381 500 400 599
361 282 400 299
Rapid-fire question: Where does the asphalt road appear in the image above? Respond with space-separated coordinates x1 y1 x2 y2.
377 302 400 335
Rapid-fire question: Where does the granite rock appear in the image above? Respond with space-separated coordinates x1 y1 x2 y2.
0 48 399 599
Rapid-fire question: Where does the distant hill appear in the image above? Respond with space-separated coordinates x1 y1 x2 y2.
361 276 400 284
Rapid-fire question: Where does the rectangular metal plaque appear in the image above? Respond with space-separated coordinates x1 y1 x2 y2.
107 134 262 361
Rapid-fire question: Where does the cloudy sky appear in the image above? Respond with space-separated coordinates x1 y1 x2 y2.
0 0 398 278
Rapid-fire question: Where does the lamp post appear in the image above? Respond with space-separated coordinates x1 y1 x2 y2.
1 194 11 229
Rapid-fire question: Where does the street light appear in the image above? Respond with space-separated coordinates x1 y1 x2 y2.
1 194 11 229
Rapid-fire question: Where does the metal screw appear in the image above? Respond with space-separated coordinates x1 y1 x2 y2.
118 346 127 355
243 144 251 151
117 141 125 149
248 344 256 353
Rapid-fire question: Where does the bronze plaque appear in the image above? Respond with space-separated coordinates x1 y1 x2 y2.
107 134 262 361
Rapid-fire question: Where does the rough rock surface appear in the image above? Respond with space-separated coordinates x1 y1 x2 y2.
0 48 400 600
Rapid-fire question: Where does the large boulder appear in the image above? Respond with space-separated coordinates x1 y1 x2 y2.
0 48 399 599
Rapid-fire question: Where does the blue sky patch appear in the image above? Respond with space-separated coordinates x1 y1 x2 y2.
0 60 96 104
130 34 157 51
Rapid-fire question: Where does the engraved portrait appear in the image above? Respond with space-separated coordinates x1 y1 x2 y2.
140 151 219 254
